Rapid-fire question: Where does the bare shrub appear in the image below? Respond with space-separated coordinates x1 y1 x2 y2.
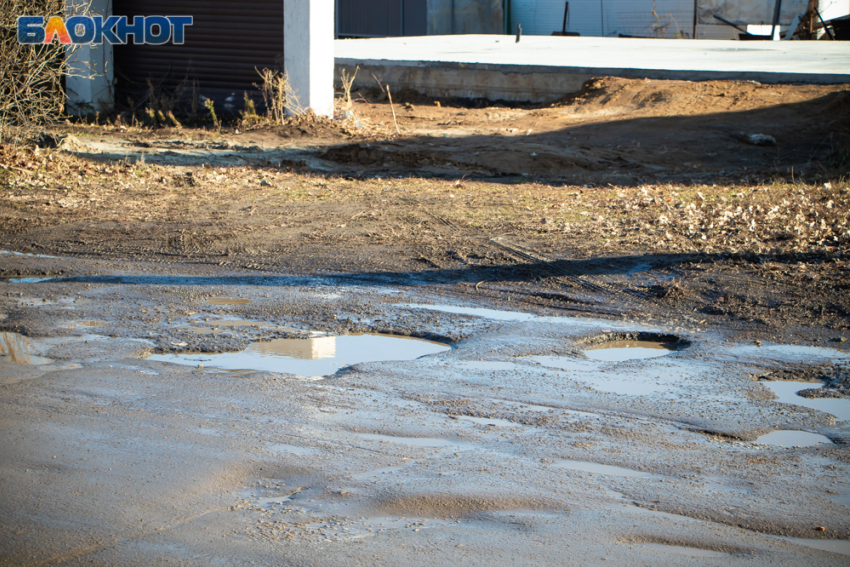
255 67 303 124
0 0 85 145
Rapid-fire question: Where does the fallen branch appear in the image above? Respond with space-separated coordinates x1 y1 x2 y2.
387 86 401 136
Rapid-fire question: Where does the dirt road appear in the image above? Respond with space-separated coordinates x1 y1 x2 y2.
1 77 849 566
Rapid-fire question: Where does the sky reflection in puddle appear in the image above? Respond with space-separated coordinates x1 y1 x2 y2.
762 381 850 422
148 333 449 376
755 430 833 448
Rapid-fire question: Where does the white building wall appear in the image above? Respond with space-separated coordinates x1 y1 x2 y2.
819 0 850 20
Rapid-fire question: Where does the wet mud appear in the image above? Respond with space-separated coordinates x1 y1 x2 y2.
1 250 849 566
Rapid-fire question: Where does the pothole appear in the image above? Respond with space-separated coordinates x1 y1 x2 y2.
754 430 834 448
0 332 53 365
0 250 59 259
71 321 105 328
147 333 450 376
762 381 850 421
582 333 685 362
207 297 252 306
4 277 55 283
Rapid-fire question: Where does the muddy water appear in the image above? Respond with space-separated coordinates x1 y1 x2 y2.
755 430 833 448
763 381 850 421
0 332 53 365
207 297 252 306
71 321 104 328
148 333 450 376
585 340 677 362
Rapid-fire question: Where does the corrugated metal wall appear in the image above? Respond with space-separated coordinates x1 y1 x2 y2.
112 0 283 105
511 0 695 38
336 0 427 37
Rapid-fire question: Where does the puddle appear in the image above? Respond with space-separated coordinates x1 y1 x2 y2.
402 304 537 321
0 332 53 365
450 415 521 428
5 277 55 283
728 344 850 363
762 381 850 421
71 321 104 328
255 495 295 507
755 430 833 448
268 443 317 455
585 340 677 362
533 360 678 396
0 250 59 259
356 432 476 449
554 459 660 478
781 537 850 557
148 333 450 376
207 297 252 306
639 543 730 558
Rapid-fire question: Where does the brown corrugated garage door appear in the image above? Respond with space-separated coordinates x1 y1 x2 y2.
112 0 283 107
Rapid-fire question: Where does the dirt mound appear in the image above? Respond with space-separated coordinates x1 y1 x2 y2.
323 143 477 170
555 76 850 119
267 114 356 141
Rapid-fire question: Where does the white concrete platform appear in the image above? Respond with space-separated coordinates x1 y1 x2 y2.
335 35 850 102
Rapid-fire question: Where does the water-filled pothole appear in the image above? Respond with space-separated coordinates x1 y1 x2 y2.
207 297 252 306
4 277 55 283
148 333 450 376
755 430 833 448
762 381 850 422
0 332 53 365
583 333 685 362
71 321 104 328
0 250 59 259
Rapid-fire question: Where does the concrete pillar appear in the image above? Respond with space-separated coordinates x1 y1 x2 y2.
284 0 335 117
65 0 113 114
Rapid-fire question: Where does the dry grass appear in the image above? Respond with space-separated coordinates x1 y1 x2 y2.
256 68 303 124
2 143 847 259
